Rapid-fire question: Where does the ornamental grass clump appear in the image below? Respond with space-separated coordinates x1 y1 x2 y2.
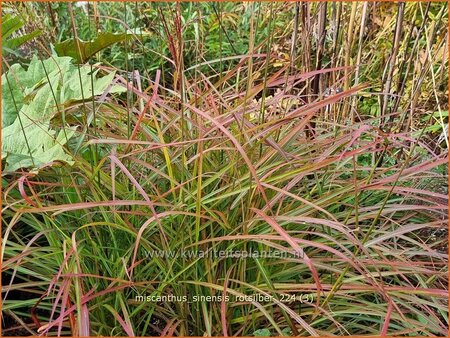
2 2 448 336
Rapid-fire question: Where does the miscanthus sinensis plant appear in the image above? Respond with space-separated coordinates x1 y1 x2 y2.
2 2 448 336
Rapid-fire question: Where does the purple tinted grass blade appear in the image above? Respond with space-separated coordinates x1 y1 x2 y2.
109 154 169 276
252 208 323 306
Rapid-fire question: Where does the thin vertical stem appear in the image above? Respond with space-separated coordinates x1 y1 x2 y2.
381 2 405 126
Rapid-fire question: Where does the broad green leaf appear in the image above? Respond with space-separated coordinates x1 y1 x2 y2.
2 14 41 56
1 55 126 173
55 32 135 64
3 30 41 52
2 14 23 39
2 121 76 172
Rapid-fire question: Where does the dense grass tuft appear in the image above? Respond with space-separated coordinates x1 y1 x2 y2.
2 2 448 336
